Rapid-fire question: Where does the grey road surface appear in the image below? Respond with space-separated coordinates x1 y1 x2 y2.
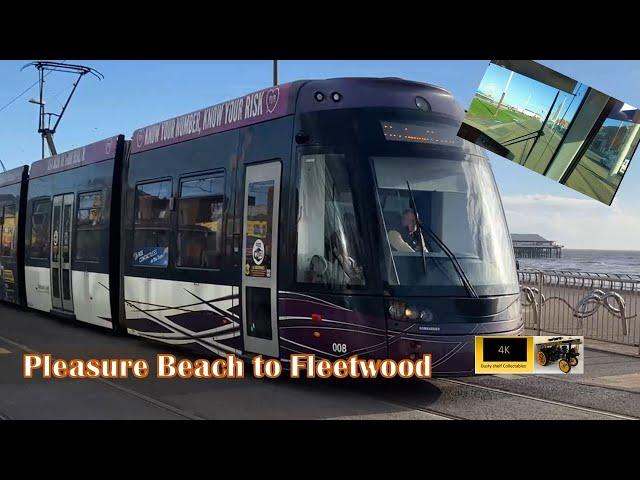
0 304 638 420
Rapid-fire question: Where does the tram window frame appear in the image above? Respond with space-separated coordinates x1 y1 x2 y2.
29 199 51 261
132 178 173 269
176 170 226 271
0 206 4 257
0 203 17 257
293 147 369 292
74 190 106 264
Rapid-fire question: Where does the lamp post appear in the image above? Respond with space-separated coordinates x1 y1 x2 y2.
273 60 278 86
22 61 104 160
495 71 514 116
28 97 50 159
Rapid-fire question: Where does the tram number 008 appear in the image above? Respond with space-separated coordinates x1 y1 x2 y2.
332 343 347 354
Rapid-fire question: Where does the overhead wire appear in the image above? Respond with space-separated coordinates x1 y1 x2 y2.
0 60 67 114
0 60 68 167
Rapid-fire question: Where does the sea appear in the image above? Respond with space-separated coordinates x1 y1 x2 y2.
517 249 640 276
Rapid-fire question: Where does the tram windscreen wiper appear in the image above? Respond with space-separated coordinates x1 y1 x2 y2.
405 181 479 299
405 180 428 276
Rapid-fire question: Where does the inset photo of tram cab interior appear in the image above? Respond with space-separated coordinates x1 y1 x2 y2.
458 60 640 205
0 59 639 423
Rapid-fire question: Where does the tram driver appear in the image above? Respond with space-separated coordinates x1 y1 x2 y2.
387 208 430 253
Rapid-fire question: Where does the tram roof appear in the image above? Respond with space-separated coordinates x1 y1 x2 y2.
29 135 121 179
295 77 462 116
0 165 27 188
130 77 464 154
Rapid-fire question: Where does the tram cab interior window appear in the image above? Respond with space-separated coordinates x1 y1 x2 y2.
133 180 172 267
177 174 225 269
0 204 16 257
373 154 518 294
29 200 51 260
296 153 366 288
75 191 105 263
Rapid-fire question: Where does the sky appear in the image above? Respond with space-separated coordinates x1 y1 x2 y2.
1 59 639 250
478 63 564 116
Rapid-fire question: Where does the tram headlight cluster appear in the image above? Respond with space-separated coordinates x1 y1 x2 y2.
314 91 342 102
404 306 420 320
388 300 430 322
415 96 431 111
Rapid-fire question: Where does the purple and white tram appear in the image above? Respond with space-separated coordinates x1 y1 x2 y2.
8 77 522 376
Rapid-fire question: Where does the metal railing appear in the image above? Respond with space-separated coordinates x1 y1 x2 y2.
519 269 640 355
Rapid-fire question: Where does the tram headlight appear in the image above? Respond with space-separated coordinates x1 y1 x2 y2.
314 91 325 102
388 300 406 320
388 300 422 321
331 91 342 102
419 308 434 322
404 305 419 320
415 96 431 111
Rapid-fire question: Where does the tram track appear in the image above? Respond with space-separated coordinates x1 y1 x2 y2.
374 395 464 420
430 377 639 420
537 372 640 396
1 307 638 420
355 374 640 420
0 332 204 421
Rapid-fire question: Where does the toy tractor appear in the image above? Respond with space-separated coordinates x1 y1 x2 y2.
536 337 582 373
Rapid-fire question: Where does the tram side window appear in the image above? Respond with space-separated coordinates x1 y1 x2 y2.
0 204 16 257
296 153 366 289
75 191 105 263
177 174 225 269
133 180 172 267
30 200 51 260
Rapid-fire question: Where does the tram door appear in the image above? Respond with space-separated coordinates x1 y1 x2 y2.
241 161 281 358
50 194 75 313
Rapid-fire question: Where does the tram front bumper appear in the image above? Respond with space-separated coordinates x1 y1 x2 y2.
387 322 525 377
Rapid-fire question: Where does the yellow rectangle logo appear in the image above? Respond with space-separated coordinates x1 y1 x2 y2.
475 336 534 374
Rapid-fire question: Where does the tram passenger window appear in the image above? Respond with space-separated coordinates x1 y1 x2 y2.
296 153 366 288
29 200 51 260
177 175 225 269
135 181 172 225
133 180 172 267
77 192 104 227
75 192 105 263
1 204 16 257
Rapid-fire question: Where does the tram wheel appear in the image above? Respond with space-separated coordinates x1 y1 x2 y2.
559 359 571 374
570 357 578 367
537 350 548 366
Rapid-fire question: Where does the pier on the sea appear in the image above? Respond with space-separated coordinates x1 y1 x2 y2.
511 233 563 258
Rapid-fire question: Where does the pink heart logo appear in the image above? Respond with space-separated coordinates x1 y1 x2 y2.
266 87 280 114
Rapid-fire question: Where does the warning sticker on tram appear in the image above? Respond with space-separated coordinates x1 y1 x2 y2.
475 336 584 374
133 247 169 267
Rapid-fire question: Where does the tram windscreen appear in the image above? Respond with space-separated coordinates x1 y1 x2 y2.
373 151 519 296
